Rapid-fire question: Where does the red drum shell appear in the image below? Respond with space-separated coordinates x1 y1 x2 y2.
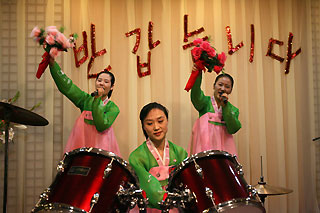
32 147 139 213
167 150 265 213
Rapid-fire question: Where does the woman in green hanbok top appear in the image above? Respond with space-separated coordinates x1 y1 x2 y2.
129 102 188 212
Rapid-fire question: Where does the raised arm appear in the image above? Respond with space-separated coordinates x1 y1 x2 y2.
191 72 212 117
49 61 88 110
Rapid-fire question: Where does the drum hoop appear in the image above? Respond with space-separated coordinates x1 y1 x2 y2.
216 197 265 212
201 207 218 213
168 150 236 186
65 147 140 187
32 202 87 212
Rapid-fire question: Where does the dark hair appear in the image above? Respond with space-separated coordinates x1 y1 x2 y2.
214 73 234 90
139 102 169 139
96 70 115 98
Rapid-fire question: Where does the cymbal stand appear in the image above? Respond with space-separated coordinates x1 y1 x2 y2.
258 156 267 205
0 102 49 213
2 120 9 213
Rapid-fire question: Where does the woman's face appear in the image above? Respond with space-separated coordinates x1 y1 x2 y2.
143 108 168 145
213 76 232 98
95 73 113 97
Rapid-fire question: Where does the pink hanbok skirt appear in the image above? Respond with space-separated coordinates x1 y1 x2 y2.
64 111 121 157
188 112 237 156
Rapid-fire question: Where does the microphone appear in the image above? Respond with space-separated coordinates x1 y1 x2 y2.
91 90 98 97
219 91 228 104
313 137 320 141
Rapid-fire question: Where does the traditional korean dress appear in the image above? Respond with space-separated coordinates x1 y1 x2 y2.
189 73 241 156
129 139 188 212
49 62 121 156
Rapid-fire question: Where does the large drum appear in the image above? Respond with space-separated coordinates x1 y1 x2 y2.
167 150 265 213
32 147 146 213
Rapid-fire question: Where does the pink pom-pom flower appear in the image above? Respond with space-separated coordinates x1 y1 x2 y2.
49 47 60 59
45 34 55 45
190 38 226 74
193 38 203 46
46 26 59 36
218 52 227 65
30 26 41 38
191 47 203 60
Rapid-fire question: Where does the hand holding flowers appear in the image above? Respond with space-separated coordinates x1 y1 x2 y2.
185 38 227 91
30 26 77 79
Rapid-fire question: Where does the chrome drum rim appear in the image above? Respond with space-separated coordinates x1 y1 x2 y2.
32 202 86 212
216 197 265 212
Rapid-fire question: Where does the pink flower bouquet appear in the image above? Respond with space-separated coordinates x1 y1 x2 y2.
30 26 77 79
185 38 227 91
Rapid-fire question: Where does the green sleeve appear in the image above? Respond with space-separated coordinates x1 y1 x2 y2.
222 102 242 134
190 72 213 117
129 145 165 209
49 62 89 111
92 100 120 132
169 142 188 164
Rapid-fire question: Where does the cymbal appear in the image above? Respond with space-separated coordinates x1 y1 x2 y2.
0 102 48 126
253 182 293 196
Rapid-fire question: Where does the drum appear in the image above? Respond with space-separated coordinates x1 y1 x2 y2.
167 150 265 213
32 147 146 213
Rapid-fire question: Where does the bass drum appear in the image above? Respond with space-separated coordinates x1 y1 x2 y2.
32 147 146 213
167 150 265 213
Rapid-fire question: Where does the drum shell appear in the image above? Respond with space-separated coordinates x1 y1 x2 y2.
167 150 265 213
32 148 139 213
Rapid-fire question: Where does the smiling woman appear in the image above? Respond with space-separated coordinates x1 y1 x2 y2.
129 102 188 212
141 106 168 150
94 70 115 101
188 70 241 156
48 58 121 156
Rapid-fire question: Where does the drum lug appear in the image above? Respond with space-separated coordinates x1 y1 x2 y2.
104 158 114 179
182 188 195 204
232 156 244 175
89 192 100 213
40 188 50 201
236 166 244 176
247 185 258 197
34 188 50 209
160 188 194 211
116 184 148 210
193 159 204 179
205 187 216 208
136 191 148 212
57 159 65 172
